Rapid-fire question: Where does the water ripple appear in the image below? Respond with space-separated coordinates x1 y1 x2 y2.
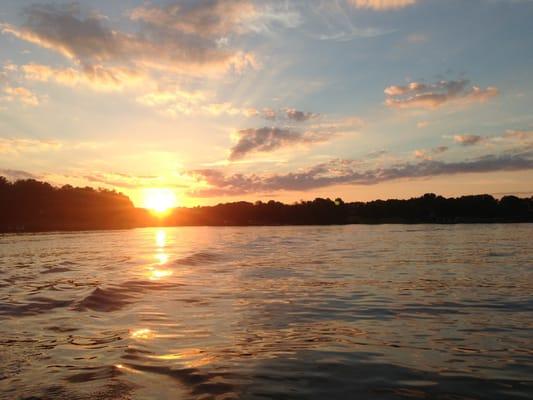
0 225 532 399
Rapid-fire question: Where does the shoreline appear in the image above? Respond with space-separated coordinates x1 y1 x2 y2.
2 219 532 235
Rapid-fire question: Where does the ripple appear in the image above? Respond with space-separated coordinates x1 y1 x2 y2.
75 279 181 312
65 365 122 383
1 225 532 399
75 287 133 312
173 251 222 266
0 297 72 317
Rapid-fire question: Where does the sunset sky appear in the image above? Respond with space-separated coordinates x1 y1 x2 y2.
1 0 532 207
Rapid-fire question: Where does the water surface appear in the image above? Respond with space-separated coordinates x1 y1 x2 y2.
1 225 532 399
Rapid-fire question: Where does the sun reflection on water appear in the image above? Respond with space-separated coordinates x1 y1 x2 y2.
130 328 155 340
156 230 166 248
155 252 169 265
149 268 173 280
146 349 214 368
150 229 171 279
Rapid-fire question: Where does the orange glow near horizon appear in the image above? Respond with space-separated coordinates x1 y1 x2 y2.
143 188 177 214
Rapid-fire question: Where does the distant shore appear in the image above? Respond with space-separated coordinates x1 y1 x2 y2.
1 176 532 233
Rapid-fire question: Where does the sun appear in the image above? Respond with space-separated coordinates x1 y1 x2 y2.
143 188 177 214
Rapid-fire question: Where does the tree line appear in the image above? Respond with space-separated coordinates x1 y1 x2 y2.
0 176 137 232
1 177 532 232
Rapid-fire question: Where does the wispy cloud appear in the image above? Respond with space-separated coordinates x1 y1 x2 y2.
129 0 300 37
504 129 533 141
137 87 261 117
21 63 144 91
414 145 449 159
385 79 499 110
0 137 61 153
0 169 39 180
1 85 40 106
189 151 533 196
84 172 160 189
229 127 332 161
453 134 485 146
348 0 418 11
285 108 318 122
246 107 318 122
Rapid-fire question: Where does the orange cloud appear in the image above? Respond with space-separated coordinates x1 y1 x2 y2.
1 3 258 82
504 130 533 141
2 86 40 106
0 138 62 154
21 63 145 91
137 87 267 118
453 134 485 146
385 79 499 110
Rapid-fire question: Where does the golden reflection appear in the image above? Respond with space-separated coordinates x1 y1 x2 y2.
186 355 216 368
130 328 155 340
147 349 214 368
148 348 203 360
149 268 173 280
148 230 171 280
155 229 166 248
115 364 141 374
155 252 169 265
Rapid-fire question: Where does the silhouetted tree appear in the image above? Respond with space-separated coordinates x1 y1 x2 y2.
1 176 531 232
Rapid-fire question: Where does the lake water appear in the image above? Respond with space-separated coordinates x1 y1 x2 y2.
0 225 532 399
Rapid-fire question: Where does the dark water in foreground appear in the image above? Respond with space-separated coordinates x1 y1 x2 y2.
0 225 532 400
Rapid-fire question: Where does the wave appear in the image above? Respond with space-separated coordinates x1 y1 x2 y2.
0 297 72 317
172 252 222 266
75 280 181 312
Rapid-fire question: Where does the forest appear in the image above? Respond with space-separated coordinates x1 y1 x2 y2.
1 176 532 232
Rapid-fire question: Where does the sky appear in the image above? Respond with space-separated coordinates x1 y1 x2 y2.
0 0 532 207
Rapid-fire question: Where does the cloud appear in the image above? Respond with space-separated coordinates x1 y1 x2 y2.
2 85 40 106
1 2 258 84
261 108 277 120
306 115 364 135
0 137 62 153
229 127 333 160
84 172 159 189
285 108 318 122
130 0 300 37
0 169 39 180
384 79 499 110
203 102 257 117
245 107 318 122
137 88 261 117
366 149 388 158
504 130 533 141
348 0 418 10
21 63 144 91
129 0 257 38
414 145 448 160
453 134 484 146
189 152 533 196
137 88 210 116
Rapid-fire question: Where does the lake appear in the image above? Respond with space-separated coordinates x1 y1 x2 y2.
0 225 532 399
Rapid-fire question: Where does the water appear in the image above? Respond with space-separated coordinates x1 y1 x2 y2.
0 225 532 400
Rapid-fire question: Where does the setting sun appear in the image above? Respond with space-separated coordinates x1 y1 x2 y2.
143 189 177 214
